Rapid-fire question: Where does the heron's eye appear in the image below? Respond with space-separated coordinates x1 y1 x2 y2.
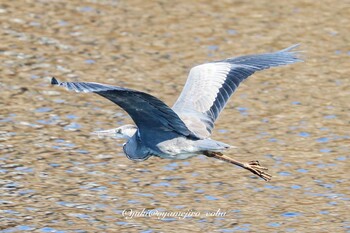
117 129 121 134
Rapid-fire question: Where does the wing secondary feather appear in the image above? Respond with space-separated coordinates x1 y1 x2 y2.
172 44 303 137
52 78 199 140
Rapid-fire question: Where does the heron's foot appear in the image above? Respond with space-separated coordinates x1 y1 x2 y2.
203 151 272 181
243 160 271 181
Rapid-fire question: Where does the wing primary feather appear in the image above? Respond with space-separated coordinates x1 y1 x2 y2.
173 44 303 137
52 78 200 139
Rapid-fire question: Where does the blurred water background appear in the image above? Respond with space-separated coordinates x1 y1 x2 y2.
0 0 349 232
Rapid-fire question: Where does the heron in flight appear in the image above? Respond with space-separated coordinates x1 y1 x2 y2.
52 44 302 181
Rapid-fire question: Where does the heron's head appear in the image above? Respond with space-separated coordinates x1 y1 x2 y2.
92 124 137 140
115 124 137 140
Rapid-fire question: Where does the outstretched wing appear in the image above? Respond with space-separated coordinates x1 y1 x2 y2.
172 44 303 138
51 78 199 140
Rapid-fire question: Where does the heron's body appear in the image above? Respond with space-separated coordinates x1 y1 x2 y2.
132 136 231 160
52 44 303 181
101 125 230 160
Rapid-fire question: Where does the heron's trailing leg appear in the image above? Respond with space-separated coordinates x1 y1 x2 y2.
204 151 271 181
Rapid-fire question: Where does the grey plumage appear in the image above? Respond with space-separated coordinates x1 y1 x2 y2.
172 44 302 137
51 44 303 181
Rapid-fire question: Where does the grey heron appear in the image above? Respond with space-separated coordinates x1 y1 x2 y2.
51 44 302 181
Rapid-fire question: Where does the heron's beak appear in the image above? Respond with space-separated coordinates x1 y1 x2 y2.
91 128 125 139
